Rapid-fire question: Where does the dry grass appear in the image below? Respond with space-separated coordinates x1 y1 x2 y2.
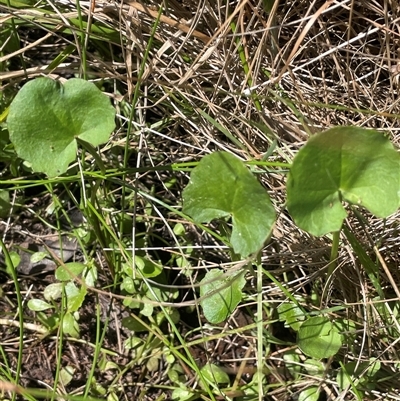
2 0 400 400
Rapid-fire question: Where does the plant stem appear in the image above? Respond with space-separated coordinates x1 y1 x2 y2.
0 239 23 401
256 258 264 400
326 230 340 278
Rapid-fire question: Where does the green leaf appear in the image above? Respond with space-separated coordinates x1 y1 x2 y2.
65 282 86 312
56 262 85 281
365 358 381 376
298 386 320 401
146 356 160 372
44 283 63 301
200 363 230 386
297 316 342 359
83 265 97 287
135 255 163 278
59 366 75 387
121 276 136 294
303 359 326 377
165 350 175 364
139 299 154 317
107 393 119 401
157 308 180 326
183 151 275 256
122 316 148 332
124 336 143 350
337 359 381 390
28 299 54 311
0 190 11 218
30 251 48 264
62 311 80 338
277 302 306 331
173 222 186 236
200 269 245 324
7 77 115 177
287 127 400 236
283 351 301 379
6 251 20 275
171 387 194 401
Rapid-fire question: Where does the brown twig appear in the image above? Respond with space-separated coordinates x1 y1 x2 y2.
124 1 211 44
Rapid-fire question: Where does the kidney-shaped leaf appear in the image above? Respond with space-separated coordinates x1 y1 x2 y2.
200 269 245 324
183 151 275 256
297 316 342 359
287 127 400 236
7 77 115 177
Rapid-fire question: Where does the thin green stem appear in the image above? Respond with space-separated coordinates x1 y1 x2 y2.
74 0 87 78
326 230 340 278
83 297 109 398
51 287 66 401
0 239 23 401
229 21 262 112
120 7 164 278
256 258 264 400
343 224 384 299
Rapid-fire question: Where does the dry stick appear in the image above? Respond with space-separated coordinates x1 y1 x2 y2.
374 246 400 300
0 31 54 63
0 319 48 334
124 1 211 44
231 345 253 393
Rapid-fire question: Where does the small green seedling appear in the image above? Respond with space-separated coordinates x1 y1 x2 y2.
200 363 230 389
28 262 97 338
171 386 196 401
278 302 343 359
298 386 320 401
337 358 381 394
120 257 179 320
199 269 246 324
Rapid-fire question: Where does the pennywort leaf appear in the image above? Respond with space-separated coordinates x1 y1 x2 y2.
287 127 400 236
183 151 275 256
7 77 115 177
